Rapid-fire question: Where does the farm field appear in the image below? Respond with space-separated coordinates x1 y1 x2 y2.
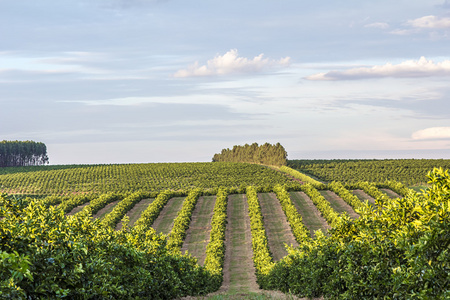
1 161 448 299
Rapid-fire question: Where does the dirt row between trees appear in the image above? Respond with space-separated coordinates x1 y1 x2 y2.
151 196 186 234
93 200 120 219
115 198 155 230
319 190 359 219
289 191 330 237
181 195 216 266
258 193 298 261
219 194 260 294
352 189 376 205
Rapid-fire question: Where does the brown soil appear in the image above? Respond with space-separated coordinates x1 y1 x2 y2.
258 193 298 261
219 194 260 294
320 190 359 219
115 198 154 231
181 196 216 265
66 202 90 216
352 189 376 205
380 188 401 199
151 196 185 235
290 191 330 237
93 200 120 219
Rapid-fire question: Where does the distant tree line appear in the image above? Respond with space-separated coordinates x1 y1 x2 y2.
212 142 287 166
0 140 49 167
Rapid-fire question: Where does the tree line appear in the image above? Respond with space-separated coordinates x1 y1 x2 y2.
0 140 49 167
212 142 287 166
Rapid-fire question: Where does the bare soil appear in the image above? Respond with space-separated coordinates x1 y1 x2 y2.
258 193 298 261
380 188 401 199
93 200 120 219
219 194 260 294
181 196 216 265
115 198 154 231
66 202 90 216
352 189 376 205
289 191 330 237
319 190 359 219
151 196 185 234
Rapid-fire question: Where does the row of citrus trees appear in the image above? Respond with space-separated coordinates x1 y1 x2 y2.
0 162 293 195
250 167 449 299
0 186 230 298
3 167 448 298
288 158 450 185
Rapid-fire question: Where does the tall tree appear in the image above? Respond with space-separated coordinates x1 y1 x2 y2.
0 140 49 167
212 142 287 166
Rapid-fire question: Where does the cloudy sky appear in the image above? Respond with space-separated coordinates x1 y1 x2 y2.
1 0 450 164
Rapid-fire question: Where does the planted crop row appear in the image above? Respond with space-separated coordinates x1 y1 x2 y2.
288 159 450 185
58 195 92 214
349 182 390 205
203 187 228 289
77 193 124 217
376 180 411 197
246 186 274 286
327 181 365 212
167 188 202 251
272 185 310 244
300 184 340 227
100 191 151 229
0 162 293 195
279 166 322 185
133 190 174 232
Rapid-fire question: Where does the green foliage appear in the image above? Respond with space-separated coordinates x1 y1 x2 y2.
100 191 152 229
204 187 228 289
288 159 450 186
0 250 32 298
0 194 218 299
212 142 287 167
348 181 390 205
58 194 94 214
0 140 48 168
77 193 124 217
167 188 202 250
246 186 274 287
279 166 323 185
272 185 310 243
266 168 450 299
327 181 365 212
133 190 174 231
0 162 293 195
300 183 341 227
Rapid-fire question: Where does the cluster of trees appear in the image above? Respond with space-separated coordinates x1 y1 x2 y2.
0 141 48 167
212 142 287 166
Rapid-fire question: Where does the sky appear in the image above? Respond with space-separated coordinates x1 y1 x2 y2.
1 0 450 164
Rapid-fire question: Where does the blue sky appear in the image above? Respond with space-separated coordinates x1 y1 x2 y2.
1 0 450 164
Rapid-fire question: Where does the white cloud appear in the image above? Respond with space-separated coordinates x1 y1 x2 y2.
305 57 450 81
412 127 450 140
407 15 450 29
174 49 290 78
364 22 389 29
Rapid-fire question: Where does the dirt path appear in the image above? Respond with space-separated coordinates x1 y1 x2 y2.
219 194 260 294
258 193 298 261
66 202 90 216
93 200 120 219
380 188 401 199
181 196 216 265
352 189 376 205
151 196 185 235
319 190 359 219
115 198 154 231
289 191 330 237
